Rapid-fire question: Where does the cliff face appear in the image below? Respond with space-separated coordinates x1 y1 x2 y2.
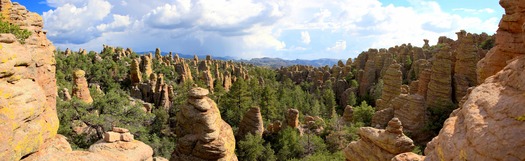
422 1 525 160
477 0 525 82
0 0 58 160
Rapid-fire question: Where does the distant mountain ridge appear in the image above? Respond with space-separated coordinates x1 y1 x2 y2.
138 51 341 68
239 57 341 68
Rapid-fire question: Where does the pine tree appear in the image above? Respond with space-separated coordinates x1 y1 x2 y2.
322 88 336 118
221 78 252 126
260 86 278 121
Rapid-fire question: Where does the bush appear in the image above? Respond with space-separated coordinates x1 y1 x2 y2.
353 101 375 126
0 14 31 43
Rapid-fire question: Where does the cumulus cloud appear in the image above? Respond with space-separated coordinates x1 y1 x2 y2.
43 0 130 44
42 0 500 59
301 31 311 44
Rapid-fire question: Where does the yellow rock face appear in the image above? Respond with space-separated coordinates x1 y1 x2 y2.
0 0 58 160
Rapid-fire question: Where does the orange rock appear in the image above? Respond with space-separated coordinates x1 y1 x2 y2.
104 132 120 143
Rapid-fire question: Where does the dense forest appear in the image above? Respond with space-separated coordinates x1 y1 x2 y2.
55 30 493 160
54 47 377 160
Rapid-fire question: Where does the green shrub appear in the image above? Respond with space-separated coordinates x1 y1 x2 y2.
0 15 31 44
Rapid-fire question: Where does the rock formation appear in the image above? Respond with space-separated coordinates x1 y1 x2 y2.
424 52 525 161
342 105 354 124
391 152 425 161
453 30 480 101
0 1 164 160
130 58 142 85
175 61 193 83
72 69 94 104
171 87 237 161
61 88 72 101
477 0 525 82
21 131 156 161
0 2 58 159
343 118 415 161
286 108 300 128
373 62 402 127
141 54 153 79
237 107 264 140
425 45 453 110
422 1 525 159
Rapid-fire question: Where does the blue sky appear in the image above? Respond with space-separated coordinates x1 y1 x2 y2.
14 0 503 60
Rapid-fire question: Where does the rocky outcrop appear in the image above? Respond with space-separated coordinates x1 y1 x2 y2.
286 108 300 128
130 58 142 85
72 69 94 104
21 132 155 161
237 107 264 140
175 61 193 83
371 107 394 128
344 118 415 161
477 0 525 82
453 30 480 101
426 45 453 110
376 62 402 111
424 54 525 161
172 87 237 161
0 1 58 159
140 53 153 79
359 58 377 97
342 105 354 124
392 152 425 161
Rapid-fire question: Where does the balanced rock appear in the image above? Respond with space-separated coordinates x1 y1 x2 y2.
172 87 237 161
344 118 415 161
72 70 93 103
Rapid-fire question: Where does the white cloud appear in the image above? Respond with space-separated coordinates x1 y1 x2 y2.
453 8 495 14
96 14 131 32
301 31 311 44
42 0 501 59
327 40 346 52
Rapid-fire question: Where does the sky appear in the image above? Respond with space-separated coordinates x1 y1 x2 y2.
13 0 503 60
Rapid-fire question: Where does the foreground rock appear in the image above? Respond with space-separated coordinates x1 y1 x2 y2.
418 1 525 160
21 133 157 161
344 118 415 161
0 0 58 159
477 0 525 82
171 87 238 161
424 52 525 161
